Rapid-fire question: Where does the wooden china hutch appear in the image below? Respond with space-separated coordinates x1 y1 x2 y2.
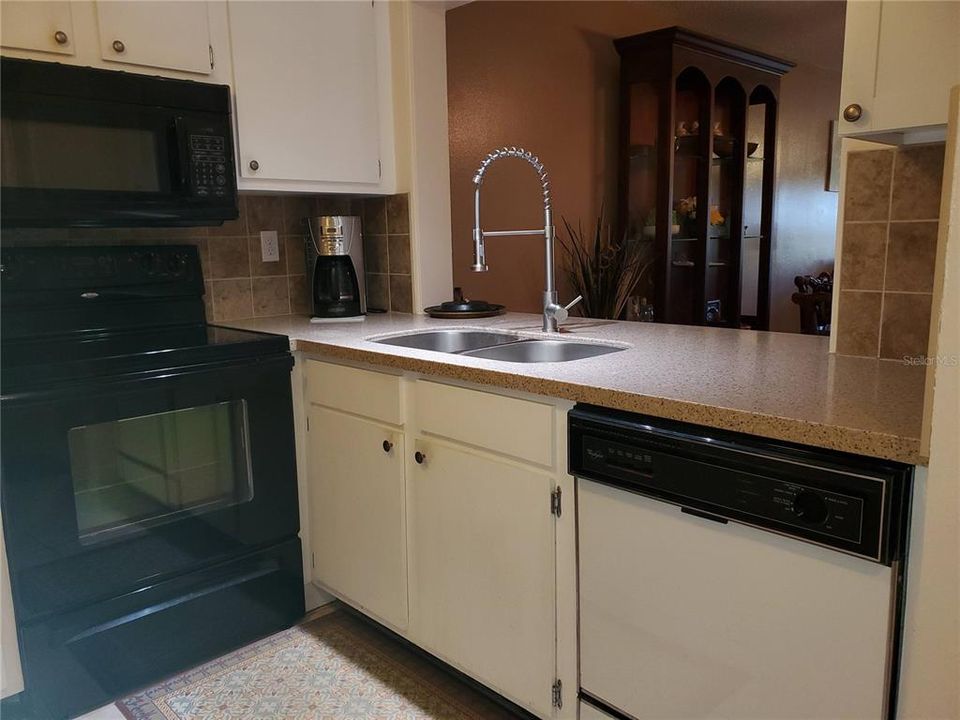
615 27 793 329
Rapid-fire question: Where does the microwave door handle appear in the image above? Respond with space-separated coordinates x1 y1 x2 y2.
171 116 191 194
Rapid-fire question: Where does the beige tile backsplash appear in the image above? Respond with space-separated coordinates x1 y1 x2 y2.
361 195 414 313
836 143 945 360
1 192 412 322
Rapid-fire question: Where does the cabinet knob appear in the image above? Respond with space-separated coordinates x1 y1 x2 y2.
382 440 393 453
842 103 863 122
249 160 260 171
112 40 126 53
53 30 69 45
414 451 426 465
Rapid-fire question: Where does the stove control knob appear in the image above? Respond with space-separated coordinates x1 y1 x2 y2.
167 253 185 273
792 490 829 525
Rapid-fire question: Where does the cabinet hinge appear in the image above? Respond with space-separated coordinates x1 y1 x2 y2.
550 487 562 517
378 159 382 178
306 416 310 432
552 679 563 709
209 44 215 70
311 552 315 569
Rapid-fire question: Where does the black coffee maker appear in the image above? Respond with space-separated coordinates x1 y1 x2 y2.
307 216 366 322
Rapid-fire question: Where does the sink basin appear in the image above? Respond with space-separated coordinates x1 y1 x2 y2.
373 330 522 353
463 339 624 363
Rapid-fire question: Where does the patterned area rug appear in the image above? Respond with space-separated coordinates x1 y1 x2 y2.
116 607 519 720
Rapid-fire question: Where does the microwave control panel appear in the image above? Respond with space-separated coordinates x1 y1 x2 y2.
189 135 229 197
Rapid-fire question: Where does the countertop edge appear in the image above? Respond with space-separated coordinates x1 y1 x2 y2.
290 337 925 466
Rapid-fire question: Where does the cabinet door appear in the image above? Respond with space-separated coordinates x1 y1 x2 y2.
228 0 381 184
408 440 557 718
1 1 75 57
872 0 960 131
96 1 212 75
308 406 407 630
840 0 960 134
838 0 881 134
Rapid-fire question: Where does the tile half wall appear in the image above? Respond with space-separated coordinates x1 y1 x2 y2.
835 143 945 360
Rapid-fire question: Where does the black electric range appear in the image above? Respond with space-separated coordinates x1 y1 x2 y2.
0 245 304 720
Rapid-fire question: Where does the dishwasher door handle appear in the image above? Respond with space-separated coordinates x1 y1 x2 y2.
681 506 729 524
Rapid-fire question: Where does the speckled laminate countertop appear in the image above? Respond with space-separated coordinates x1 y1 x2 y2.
223 312 927 465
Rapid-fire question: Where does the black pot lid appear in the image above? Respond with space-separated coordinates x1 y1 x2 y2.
439 298 499 312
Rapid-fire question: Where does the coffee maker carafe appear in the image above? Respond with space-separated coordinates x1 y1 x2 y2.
307 216 366 322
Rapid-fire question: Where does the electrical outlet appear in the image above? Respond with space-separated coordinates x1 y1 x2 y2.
260 230 279 262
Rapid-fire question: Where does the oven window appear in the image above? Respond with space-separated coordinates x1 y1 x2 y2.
67 401 253 543
1 117 163 192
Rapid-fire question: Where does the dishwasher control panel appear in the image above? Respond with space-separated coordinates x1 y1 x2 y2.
570 405 913 564
581 435 869 545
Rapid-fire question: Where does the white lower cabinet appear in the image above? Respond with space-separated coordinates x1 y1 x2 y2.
307 404 407 631
579 702 617 720
303 360 573 718
407 438 558 719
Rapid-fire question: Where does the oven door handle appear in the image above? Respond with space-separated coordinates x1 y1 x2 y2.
62 561 279 645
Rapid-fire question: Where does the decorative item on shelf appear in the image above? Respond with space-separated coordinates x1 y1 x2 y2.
642 209 656 239
713 136 735 159
626 296 656 322
560 207 656 320
641 209 681 239
712 121 723 137
705 299 722 323
709 205 729 238
676 121 690 137
639 297 655 322
677 196 697 236
709 206 725 227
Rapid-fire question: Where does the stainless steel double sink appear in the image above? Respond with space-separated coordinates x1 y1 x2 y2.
371 329 625 363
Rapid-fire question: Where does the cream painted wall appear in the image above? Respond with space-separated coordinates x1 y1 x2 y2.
1 514 24 699
404 1 454 311
899 86 960 720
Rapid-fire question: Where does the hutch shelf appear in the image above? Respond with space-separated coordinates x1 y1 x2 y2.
615 27 793 329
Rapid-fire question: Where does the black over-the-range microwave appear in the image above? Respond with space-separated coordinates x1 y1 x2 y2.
1 57 239 227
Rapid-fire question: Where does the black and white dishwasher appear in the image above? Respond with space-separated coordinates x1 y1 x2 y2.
569 404 913 720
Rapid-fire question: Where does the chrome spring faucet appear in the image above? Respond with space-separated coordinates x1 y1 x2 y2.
470 146 582 333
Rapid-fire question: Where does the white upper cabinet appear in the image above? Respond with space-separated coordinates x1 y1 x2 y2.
0 1 75 56
0 1 231 84
839 0 960 136
95 1 212 75
227 0 391 192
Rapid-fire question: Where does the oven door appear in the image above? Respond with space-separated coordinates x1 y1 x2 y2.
0 58 238 227
0 354 298 623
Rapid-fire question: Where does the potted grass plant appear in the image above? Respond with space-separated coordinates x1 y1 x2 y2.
559 208 656 320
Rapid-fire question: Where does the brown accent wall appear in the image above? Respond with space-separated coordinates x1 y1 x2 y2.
446 0 844 331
